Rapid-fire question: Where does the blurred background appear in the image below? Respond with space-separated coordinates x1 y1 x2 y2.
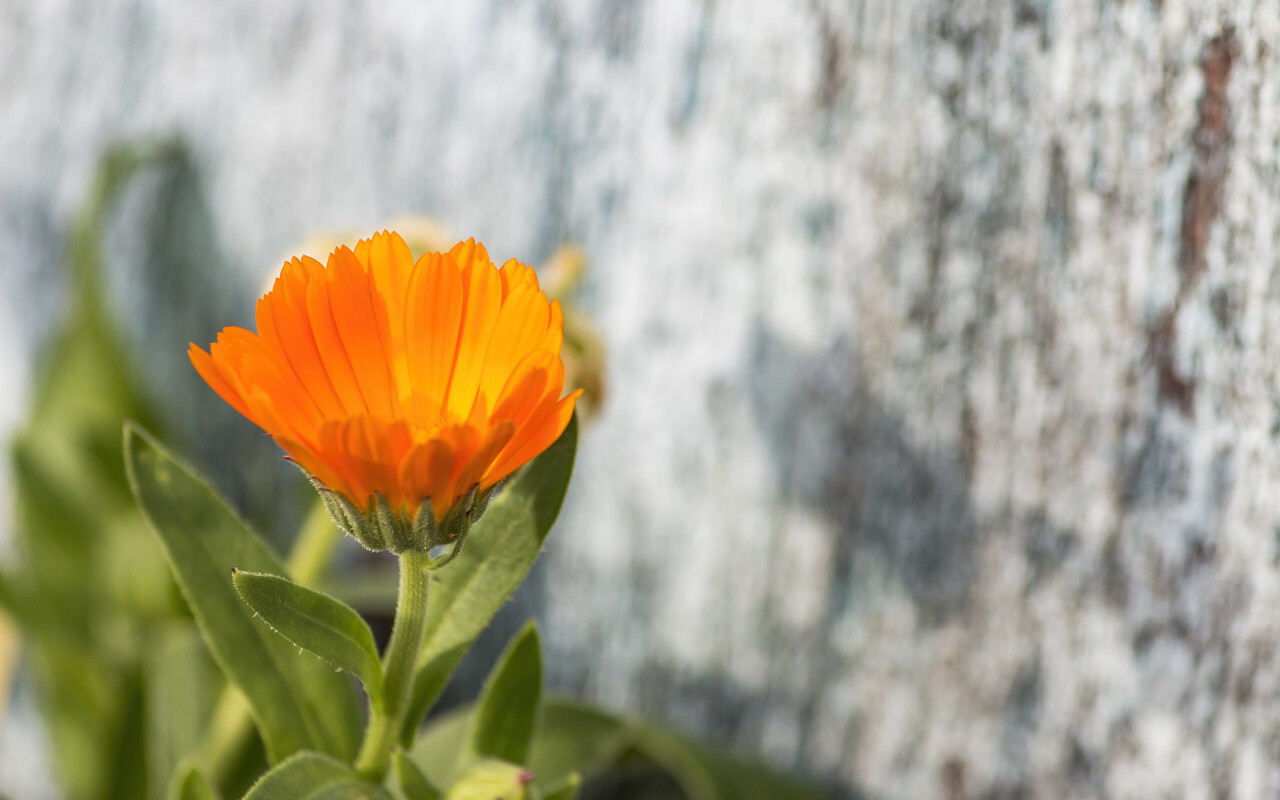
4 1 1280 798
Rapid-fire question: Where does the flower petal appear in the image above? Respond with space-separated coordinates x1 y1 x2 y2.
475 284 550 412
326 247 398 420
484 390 581 484
443 253 503 422
193 233 578 526
357 231 415 394
306 267 369 416
398 437 456 517
404 251 464 426
189 343 251 418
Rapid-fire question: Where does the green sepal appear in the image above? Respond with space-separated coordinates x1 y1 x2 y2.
305 475 384 552
301 464 499 556
240 751 392 800
411 501 439 553
393 750 441 800
466 622 542 767
374 494 412 553
232 569 383 700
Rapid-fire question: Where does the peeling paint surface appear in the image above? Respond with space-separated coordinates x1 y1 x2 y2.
4 1 1280 798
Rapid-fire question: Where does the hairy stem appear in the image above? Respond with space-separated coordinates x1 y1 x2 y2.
354 549 433 781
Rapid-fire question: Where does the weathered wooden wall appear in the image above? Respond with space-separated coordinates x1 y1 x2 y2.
5 1 1280 797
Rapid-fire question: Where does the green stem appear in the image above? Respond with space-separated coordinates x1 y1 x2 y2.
354 549 433 781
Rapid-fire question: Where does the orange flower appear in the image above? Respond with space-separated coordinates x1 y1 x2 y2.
190 232 580 551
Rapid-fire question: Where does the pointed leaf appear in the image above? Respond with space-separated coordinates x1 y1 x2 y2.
240 751 392 800
124 423 362 762
401 416 577 744
168 762 220 800
529 700 827 800
233 570 382 697
630 721 826 800
526 702 630 789
393 750 441 800
542 773 581 800
468 623 542 766
406 708 469 787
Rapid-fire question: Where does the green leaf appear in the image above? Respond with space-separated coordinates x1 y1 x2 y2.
233 570 383 698
240 752 392 800
406 708 469 787
541 772 581 800
529 700 827 800
149 627 220 799
467 623 542 766
526 702 630 790
124 423 362 763
10 442 98 620
168 761 220 800
443 760 532 800
629 721 826 800
400 416 577 744
392 750 441 800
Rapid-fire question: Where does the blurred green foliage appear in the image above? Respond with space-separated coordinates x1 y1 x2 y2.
2 139 195 800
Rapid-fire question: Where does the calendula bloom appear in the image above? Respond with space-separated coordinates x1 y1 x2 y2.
190 232 581 553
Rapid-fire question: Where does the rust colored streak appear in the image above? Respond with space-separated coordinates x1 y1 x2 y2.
1149 310 1195 417
816 19 845 112
1154 28 1237 415
1178 27 1237 288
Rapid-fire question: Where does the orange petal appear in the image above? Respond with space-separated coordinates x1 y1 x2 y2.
216 330 324 434
484 390 581 484
454 421 515 495
398 437 456 517
448 238 491 272
358 231 415 395
256 289 344 419
277 270 348 417
316 417 413 509
404 252 463 425
540 300 564 354
282 254 326 283
475 284 550 411
276 435 350 499
497 258 540 299
326 247 397 419
443 255 503 421
189 343 251 419
306 264 368 416
490 350 560 428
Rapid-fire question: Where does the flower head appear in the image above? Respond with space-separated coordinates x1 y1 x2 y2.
190 232 580 552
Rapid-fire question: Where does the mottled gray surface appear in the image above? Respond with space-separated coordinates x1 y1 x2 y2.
5 1 1280 798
